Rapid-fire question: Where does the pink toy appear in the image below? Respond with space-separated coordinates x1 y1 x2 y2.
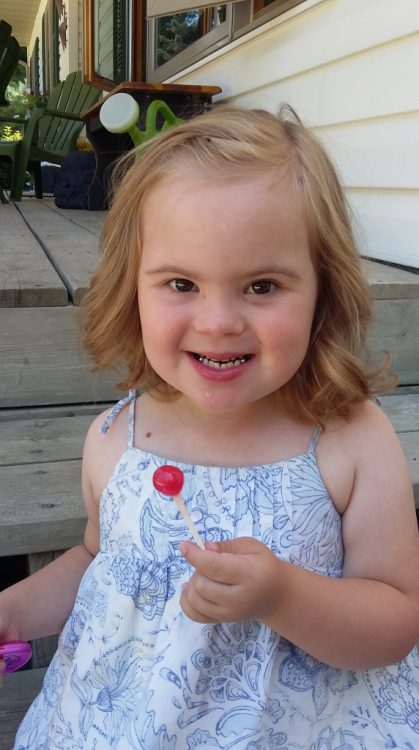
153 466 205 549
0 640 32 673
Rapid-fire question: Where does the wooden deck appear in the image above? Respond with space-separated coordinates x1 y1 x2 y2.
0 196 418 748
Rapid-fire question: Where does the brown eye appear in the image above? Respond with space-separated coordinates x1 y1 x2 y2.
248 280 276 295
169 279 197 292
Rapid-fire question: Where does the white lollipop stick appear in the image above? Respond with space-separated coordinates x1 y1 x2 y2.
172 493 205 550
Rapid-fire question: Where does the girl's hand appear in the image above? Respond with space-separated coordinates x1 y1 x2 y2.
180 537 282 624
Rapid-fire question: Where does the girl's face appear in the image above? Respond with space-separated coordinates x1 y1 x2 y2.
138 170 317 418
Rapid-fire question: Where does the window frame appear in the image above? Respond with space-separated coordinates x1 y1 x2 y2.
84 0 145 90
146 1 306 82
147 5 233 82
252 0 306 21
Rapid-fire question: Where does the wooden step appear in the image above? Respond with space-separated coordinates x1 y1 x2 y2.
363 260 419 386
380 392 419 509
0 203 67 307
0 404 106 556
0 305 118 408
0 668 47 750
16 200 103 306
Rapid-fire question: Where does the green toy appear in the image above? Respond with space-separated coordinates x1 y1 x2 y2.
99 92 184 156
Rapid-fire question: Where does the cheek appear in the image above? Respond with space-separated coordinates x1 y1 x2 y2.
139 296 181 354
266 307 313 346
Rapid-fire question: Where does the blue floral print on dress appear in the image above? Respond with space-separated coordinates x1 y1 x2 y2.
13 393 419 750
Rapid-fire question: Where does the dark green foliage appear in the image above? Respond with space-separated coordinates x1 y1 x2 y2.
157 12 201 66
0 62 30 189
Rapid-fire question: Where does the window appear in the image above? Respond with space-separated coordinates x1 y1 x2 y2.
83 1 306 88
84 0 145 90
146 2 306 81
148 5 231 80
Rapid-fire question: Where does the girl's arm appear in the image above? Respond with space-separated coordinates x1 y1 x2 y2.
0 422 102 643
0 544 94 641
180 402 419 670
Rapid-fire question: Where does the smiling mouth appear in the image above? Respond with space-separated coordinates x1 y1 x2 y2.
192 353 252 370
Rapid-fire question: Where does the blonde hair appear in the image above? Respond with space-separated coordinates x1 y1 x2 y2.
82 105 393 424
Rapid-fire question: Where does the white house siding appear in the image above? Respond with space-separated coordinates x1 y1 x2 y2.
167 0 419 269
28 0 81 84
28 0 50 86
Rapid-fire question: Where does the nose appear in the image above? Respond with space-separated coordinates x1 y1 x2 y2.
193 293 246 337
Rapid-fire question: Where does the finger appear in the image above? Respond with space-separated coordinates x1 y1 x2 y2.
215 537 265 555
180 586 219 624
189 572 234 607
180 542 245 585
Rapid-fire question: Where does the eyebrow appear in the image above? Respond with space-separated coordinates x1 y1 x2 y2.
145 264 301 279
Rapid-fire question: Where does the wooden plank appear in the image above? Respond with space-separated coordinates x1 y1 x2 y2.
16 201 101 305
380 393 419 432
0 459 85 555
0 402 109 423
0 203 68 308
363 259 419 300
368 299 419 385
0 667 46 750
397 432 419 509
0 306 118 408
0 413 93 467
47 201 106 237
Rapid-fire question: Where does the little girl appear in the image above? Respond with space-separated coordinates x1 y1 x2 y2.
4 106 419 749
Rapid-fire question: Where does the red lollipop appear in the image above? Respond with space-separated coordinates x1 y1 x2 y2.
153 465 184 496
153 465 204 549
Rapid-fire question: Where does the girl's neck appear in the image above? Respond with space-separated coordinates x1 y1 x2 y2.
172 392 278 431
136 392 316 468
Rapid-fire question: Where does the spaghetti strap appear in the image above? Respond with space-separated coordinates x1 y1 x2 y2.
308 425 322 453
127 390 136 447
101 390 137 439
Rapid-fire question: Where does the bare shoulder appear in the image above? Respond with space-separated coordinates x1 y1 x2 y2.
82 402 131 504
323 400 419 589
340 398 410 488
316 399 408 515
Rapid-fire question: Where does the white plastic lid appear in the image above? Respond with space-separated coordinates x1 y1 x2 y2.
99 93 140 134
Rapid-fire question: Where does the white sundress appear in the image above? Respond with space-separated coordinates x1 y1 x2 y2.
14 391 419 749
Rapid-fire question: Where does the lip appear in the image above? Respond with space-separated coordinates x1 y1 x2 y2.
187 351 254 382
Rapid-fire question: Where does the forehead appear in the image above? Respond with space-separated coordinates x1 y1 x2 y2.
142 167 305 234
140 169 312 275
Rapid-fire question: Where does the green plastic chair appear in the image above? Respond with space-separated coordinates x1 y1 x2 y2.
0 71 102 201
0 20 20 107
